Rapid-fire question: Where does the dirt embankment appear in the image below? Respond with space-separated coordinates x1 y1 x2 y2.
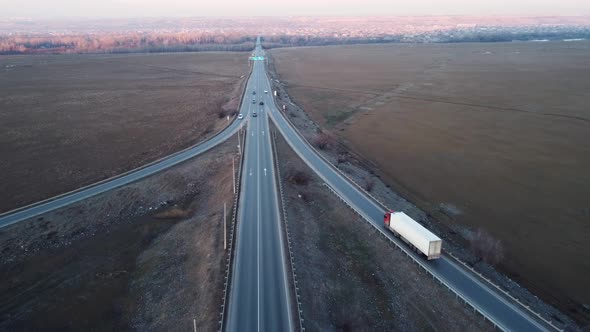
271 125 493 331
268 42 588 328
0 132 240 331
0 51 249 213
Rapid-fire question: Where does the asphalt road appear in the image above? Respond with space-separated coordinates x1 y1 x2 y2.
261 49 552 331
0 65 253 229
226 41 293 331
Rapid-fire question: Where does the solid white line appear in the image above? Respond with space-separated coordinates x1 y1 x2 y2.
263 111 294 332
256 65 262 332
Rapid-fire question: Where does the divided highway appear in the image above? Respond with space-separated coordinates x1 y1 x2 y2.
0 35 556 332
225 41 293 331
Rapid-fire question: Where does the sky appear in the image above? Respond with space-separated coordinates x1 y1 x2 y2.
0 0 589 18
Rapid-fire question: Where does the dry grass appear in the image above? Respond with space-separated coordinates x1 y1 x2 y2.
154 206 192 219
272 41 590 315
0 52 248 213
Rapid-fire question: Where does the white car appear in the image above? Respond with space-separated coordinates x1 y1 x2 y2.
237 114 244 120
264 90 268 94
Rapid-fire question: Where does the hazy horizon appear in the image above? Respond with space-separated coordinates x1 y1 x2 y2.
1 0 589 18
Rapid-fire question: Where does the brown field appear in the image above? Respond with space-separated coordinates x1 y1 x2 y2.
271 42 590 313
0 52 248 213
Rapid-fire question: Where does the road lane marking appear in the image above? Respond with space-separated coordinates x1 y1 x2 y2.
264 168 267 177
256 113 261 332
263 113 295 332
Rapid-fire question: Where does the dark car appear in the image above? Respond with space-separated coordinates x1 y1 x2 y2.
259 101 264 105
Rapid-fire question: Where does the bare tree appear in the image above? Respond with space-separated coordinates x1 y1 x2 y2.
287 169 310 186
313 132 336 150
363 178 375 192
470 228 504 265
336 153 348 165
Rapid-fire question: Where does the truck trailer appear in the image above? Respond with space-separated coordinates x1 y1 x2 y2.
384 211 442 260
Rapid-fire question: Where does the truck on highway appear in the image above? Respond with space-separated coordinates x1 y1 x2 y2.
384 211 442 260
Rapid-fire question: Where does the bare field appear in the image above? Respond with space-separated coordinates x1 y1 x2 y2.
271 42 590 315
0 51 248 213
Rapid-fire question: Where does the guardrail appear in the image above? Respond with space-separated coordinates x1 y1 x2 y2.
263 60 559 332
218 126 247 332
270 128 306 332
445 251 564 332
321 182 507 331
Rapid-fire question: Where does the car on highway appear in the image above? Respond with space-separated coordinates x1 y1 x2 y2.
264 90 268 94
259 101 264 105
237 113 244 120
253 91 256 95
252 99 256 104
252 111 257 117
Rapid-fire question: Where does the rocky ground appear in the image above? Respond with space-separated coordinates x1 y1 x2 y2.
0 132 241 331
272 124 493 331
266 53 579 331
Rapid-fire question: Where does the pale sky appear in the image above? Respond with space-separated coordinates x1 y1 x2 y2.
0 0 588 18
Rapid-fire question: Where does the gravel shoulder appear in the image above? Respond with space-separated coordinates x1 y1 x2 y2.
0 132 240 331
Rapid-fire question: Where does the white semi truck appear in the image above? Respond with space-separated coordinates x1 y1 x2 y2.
384 211 442 260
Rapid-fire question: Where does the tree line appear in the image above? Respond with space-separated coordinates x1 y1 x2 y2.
0 32 256 55
2 25 588 55
260 27 590 49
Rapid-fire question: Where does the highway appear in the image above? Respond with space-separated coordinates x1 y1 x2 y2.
0 34 555 331
225 40 293 331
0 66 254 229
259 46 552 331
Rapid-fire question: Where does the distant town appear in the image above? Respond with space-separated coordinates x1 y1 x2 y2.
1 16 589 54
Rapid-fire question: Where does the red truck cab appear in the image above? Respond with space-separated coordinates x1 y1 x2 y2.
384 210 395 227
